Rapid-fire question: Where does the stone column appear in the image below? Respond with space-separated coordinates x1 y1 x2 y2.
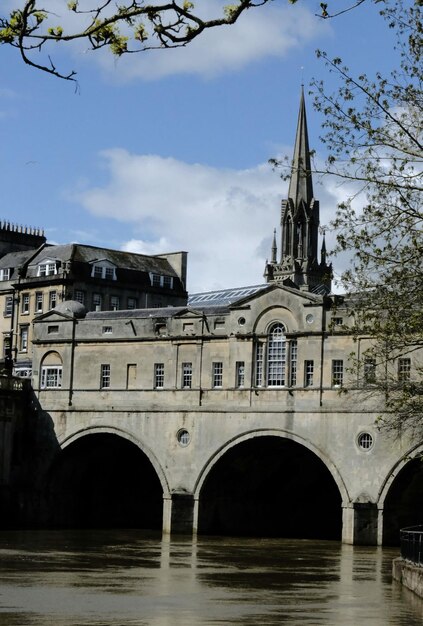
342 502 379 545
163 492 195 535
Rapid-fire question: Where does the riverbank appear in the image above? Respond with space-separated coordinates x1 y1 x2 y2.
393 558 423 598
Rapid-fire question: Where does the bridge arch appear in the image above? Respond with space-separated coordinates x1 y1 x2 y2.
45 425 168 529
194 429 349 539
378 442 423 545
59 425 170 497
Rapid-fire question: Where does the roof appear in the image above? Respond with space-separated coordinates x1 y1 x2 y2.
188 284 269 308
26 243 180 276
0 249 36 269
86 306 188 320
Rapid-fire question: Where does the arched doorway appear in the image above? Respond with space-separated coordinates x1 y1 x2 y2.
45 433 163 529
383 457 423 545
198 435 342 539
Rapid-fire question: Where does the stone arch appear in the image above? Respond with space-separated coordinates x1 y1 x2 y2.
378 442 423 508
59 425 170 497
44 425 168 529
378 442 423 544
194 428 349 504
194 429 348 538
253 306 296 335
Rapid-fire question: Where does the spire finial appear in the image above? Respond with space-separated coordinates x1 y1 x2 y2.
271 228 277 263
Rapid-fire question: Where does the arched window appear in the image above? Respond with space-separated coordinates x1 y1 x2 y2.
255 323 298 388
267 323 286 386
40 351 63 389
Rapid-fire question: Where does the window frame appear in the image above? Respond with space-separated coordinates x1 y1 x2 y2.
212 362 223 388
41 365 63 389
332 359 344 387
100 364 111 389
182 362 193 389
154 363 165 389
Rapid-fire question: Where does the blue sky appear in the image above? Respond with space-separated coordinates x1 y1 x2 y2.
0 0 399 292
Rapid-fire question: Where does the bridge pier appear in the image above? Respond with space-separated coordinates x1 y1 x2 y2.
342 502 379 545
163 492 196 535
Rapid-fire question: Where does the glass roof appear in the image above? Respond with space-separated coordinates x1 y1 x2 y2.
188 284 268 308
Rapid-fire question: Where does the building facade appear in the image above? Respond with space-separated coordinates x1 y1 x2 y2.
0 236 187 377
26 93 423 544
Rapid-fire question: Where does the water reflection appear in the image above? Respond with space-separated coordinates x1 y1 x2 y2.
0 530 421 626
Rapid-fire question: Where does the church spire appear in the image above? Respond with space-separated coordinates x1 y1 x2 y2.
288 86 314 208
264 88 332 294
271 228 277 263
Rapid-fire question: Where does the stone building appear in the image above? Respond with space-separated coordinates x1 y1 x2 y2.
25 93 423 544
0 233 187 377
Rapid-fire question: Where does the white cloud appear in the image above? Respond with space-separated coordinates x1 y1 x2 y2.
74 149 343 293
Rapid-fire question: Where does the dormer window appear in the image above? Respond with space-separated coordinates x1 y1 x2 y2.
150 273 174 289
38 261 57 277
0 268 10 281
91 261 117 280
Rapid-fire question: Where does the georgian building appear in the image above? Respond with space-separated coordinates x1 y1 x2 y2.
26 92 423 544
0 231 187 377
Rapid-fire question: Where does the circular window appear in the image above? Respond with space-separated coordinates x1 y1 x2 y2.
357 432 374 450
177 429 191 446
238 317 246 326
306 314 314 324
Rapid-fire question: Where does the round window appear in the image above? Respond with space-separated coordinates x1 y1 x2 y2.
177 429 191 446
306 314 314 324
357 432 374 450
238 317 246 326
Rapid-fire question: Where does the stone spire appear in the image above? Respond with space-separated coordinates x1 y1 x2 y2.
264 89 332 293
288 86 314 209
271 228 277 264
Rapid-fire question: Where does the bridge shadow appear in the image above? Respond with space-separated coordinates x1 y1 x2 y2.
198 435 342 540
43 433 163 530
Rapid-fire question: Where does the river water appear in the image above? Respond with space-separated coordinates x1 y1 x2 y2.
0 530 421 626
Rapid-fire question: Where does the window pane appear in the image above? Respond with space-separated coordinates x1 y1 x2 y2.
212 362 223 388
267 323 286 386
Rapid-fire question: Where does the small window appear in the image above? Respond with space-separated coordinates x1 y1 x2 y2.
110 295 120 311
74 290 85 304
212 362 223 388
357 432 374 450
102 326 113 334
94 265 103 279
41 365 62 389
236 361 245 388
152 274 161 287
0 268 10 281
93 293 102 311
332 317 343 326
332 360 344 387
21 293 30 314
105 267 115 281
49 291 57 309
255 343 264 387
19 326 28 352
35 292 43 313
398 358 411 382
183 322 194 333
182 362 192 388
5 296 13 317
364 357 376 384
100 364 111 389
127 297 137 309
3 335 11 358
154 363 164 389
47 325 59 334
38 262 57 277
304 360 314 387
162 275 173 289
290 340 297 387
177 429 190 446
